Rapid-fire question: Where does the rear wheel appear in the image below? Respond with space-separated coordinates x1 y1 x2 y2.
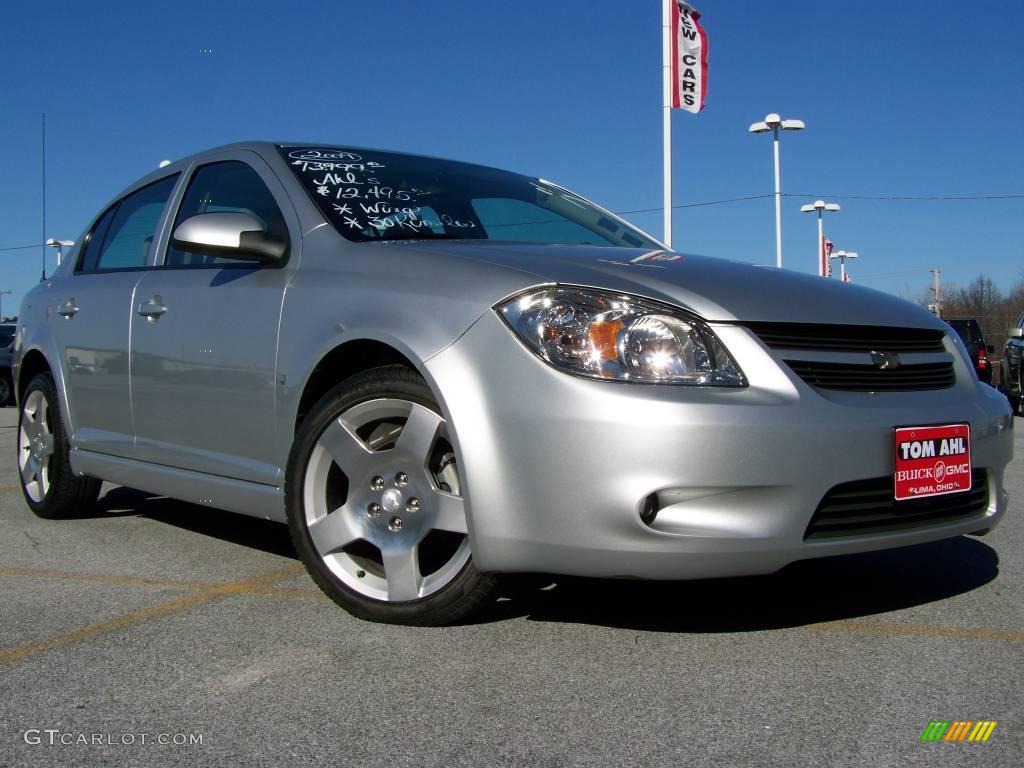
18 373 101 518
285 366 497 625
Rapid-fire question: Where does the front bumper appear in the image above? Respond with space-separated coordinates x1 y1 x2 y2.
424 311 1014 579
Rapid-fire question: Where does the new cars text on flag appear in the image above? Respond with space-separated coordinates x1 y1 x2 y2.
671 2 708 112
822 236 834 277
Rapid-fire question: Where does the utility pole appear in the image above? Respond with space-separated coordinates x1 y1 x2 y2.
0 290 11 321
929 268 942 317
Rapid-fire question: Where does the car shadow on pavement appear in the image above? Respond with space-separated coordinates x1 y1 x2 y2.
90 486 297 560
481 536 1000 632
82 487 997 632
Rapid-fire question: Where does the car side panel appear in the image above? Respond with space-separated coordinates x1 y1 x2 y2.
272 223 541 473
129 150 300 486
44 271 146 457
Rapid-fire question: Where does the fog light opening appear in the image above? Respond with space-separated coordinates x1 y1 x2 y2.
639 494 659 526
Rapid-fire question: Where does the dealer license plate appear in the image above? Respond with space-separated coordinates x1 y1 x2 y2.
893 424 971 501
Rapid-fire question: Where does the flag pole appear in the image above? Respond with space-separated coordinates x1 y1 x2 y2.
662 0 673 248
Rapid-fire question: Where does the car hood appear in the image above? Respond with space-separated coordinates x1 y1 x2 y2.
388 241 946 329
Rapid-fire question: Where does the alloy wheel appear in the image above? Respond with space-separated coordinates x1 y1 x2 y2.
301 398 470 602
19 389 55 502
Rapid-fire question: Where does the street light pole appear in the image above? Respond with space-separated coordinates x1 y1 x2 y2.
750 113 805 269
829 250 859 282
799 200 840 276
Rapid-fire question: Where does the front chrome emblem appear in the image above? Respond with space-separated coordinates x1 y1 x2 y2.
870 351 901 370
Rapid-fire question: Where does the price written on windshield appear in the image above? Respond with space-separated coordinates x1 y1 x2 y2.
290 148 475 233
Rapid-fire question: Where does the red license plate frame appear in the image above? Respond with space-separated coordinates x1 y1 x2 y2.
893 423 971 501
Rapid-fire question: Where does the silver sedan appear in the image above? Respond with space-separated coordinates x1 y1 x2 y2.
14 142 1014 624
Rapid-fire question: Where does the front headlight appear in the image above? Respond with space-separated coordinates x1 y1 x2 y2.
497 286 745 386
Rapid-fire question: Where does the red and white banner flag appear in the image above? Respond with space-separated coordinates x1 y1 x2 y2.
671 2 708 113
822 236 834 277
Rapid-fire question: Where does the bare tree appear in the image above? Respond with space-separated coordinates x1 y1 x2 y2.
955 276 1003 320
919 274 1021 352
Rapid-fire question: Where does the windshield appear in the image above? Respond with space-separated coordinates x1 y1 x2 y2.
279 146 660 248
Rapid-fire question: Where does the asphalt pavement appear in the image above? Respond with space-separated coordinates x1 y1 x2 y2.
0 404 1021 767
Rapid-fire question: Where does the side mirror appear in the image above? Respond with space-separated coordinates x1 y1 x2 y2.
1009 327 1024 339
171 212 286 263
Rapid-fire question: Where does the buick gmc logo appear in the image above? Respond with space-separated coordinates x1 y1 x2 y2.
871 351 902 370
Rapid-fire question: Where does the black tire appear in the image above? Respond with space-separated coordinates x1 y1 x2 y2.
18 373 102 519
285 365 497 625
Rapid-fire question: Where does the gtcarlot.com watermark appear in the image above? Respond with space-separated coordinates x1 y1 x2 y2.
23 729 204 747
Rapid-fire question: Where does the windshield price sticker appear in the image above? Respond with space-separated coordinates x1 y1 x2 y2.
893 424 971 501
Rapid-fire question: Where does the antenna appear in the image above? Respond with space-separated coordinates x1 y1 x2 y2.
41 112 47 282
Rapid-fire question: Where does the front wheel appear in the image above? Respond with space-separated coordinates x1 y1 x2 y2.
18 373 101 518
285 366 497 625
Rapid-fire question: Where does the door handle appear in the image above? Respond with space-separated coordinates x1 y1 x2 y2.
137 297 168 319
57 299 79 318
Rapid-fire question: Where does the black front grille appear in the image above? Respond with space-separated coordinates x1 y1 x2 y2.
746 322 947 353
785 360 955 391
805 470 989 540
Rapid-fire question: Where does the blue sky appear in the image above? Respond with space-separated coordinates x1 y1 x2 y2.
1 0 1021 315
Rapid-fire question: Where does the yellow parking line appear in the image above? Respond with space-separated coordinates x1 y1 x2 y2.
0 567 214 591
810 619 1024 642
0 567 323 596
2 564 1021 643
245 586 324 599
0 563 303 667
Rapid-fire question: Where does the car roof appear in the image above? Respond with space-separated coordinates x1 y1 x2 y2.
100 141 532 229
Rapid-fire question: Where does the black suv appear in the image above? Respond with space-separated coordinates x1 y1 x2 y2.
1001 312 1024 414
0 322 15 406
946 318 993 385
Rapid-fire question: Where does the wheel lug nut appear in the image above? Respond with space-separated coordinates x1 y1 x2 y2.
370 476 384 491
388 516 403 532
367 503 381 518
406 498 420 513
395 472 408 487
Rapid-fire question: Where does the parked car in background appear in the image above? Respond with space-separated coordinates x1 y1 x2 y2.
1000 312 1024 414
946 318 993 385
12 141 1015 625
0 322 15 406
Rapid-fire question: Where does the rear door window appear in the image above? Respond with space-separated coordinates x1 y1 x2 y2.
81 175 179 272
75 205 118 273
